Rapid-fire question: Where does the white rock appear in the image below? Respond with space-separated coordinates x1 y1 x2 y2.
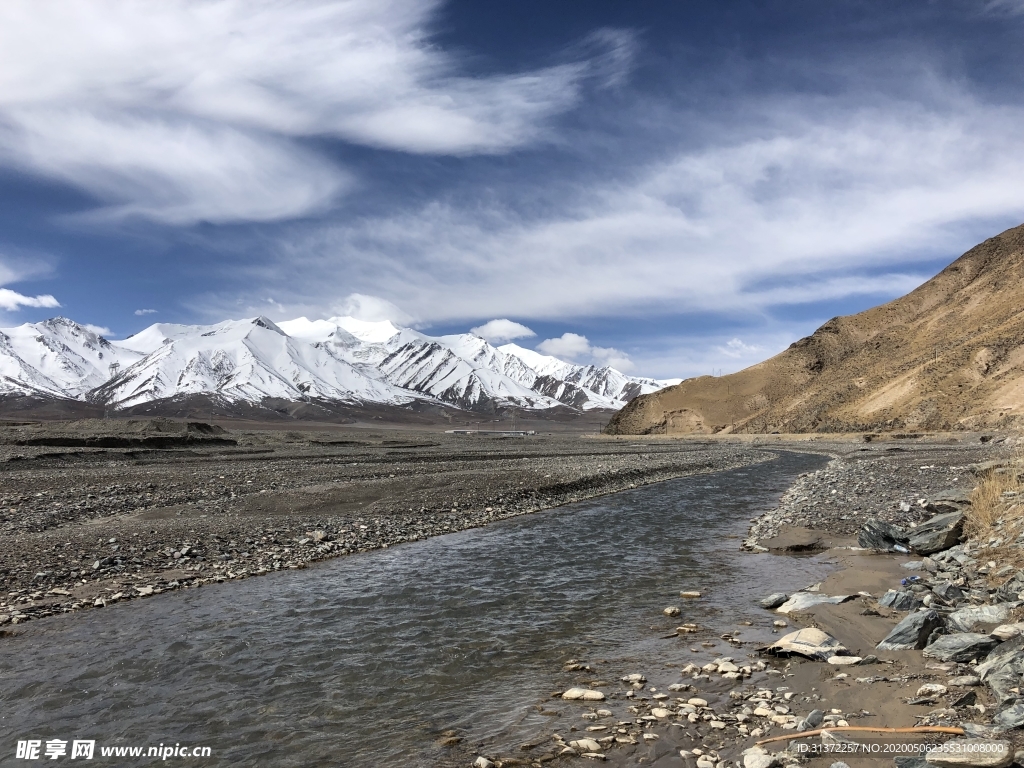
596 709 612 717
563 688 606 701
681 591 702 598
827 656 863 666
474 758 494 768
569 738 602 752
917 683 948 696
664 606 681 616
992 623 1024 641
753 706 773 717
717 661 739 673
652 708 672 718
688 698 708 707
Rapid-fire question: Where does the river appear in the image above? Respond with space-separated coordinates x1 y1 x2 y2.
0 450 831 767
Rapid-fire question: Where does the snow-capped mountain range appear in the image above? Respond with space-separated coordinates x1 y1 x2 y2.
0 316 680 413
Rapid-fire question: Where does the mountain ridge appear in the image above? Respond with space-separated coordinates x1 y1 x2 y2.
0 314 679 417
606 222 1024 435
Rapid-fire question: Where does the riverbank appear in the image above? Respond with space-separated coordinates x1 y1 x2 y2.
467 434 1023 768
0 422 772 629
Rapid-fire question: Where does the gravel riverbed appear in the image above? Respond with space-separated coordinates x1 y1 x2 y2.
0 421 770 628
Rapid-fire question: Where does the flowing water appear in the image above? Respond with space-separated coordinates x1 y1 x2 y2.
0 450 832 767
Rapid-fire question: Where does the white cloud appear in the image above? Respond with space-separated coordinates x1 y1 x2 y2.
538 332 591 359
470 319 535 343
538 332 634 372
0 288 60 311
134 309 157 316
335 293 413 325
716 338 765 359
255 83 1024 327
0 0 606 224
83 323 112 337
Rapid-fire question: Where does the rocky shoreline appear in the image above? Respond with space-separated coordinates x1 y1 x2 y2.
466 435 1024 768
0 422 771 630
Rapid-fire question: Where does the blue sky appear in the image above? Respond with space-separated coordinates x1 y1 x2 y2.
1 0 1024 379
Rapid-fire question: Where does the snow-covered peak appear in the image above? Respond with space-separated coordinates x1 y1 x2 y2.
0 313 680 414
499 343 579 379
329 316 404 344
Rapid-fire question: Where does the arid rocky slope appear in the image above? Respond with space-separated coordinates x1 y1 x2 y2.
607 223 1024 435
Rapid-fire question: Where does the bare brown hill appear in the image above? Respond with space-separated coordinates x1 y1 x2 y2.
607 222 1024 435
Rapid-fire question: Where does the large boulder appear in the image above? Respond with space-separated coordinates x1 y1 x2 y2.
909 511 965 555
877 610 943 651
858 519 910 553
923 633 1000 663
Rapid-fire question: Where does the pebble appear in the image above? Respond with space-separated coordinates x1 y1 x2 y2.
665 606 681 617
680 591 702 599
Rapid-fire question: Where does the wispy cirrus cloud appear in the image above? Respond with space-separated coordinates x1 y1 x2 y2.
231 82 1024 328
0 0 621 224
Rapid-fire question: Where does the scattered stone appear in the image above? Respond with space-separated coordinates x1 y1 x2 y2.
569 738 602 752
680 591 702 599
827 656 863 666
916 683 948 696
923 633 1000 663
877 610 943 651
992 701 1024 731
947 676 980 687
760 593 790 609
562 688 605 702
744 754 778 768
664 606 681 617
474 758 494 768
947 605 1010 633
991 624 1024 641
880 589 924 611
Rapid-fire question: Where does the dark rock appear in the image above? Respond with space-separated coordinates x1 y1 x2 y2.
922 633 999 663
978 636 1024 706
996 572 1024 603
877 610 943 651
759 593 790 610
909 511 965 555
933 582 965 602
858 519 911 553
797 709 824 731
925 489 973 514
992 701 1024 731
880 589 924 611
950 690 977 708
983 667 1024 708
894 758 929 768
